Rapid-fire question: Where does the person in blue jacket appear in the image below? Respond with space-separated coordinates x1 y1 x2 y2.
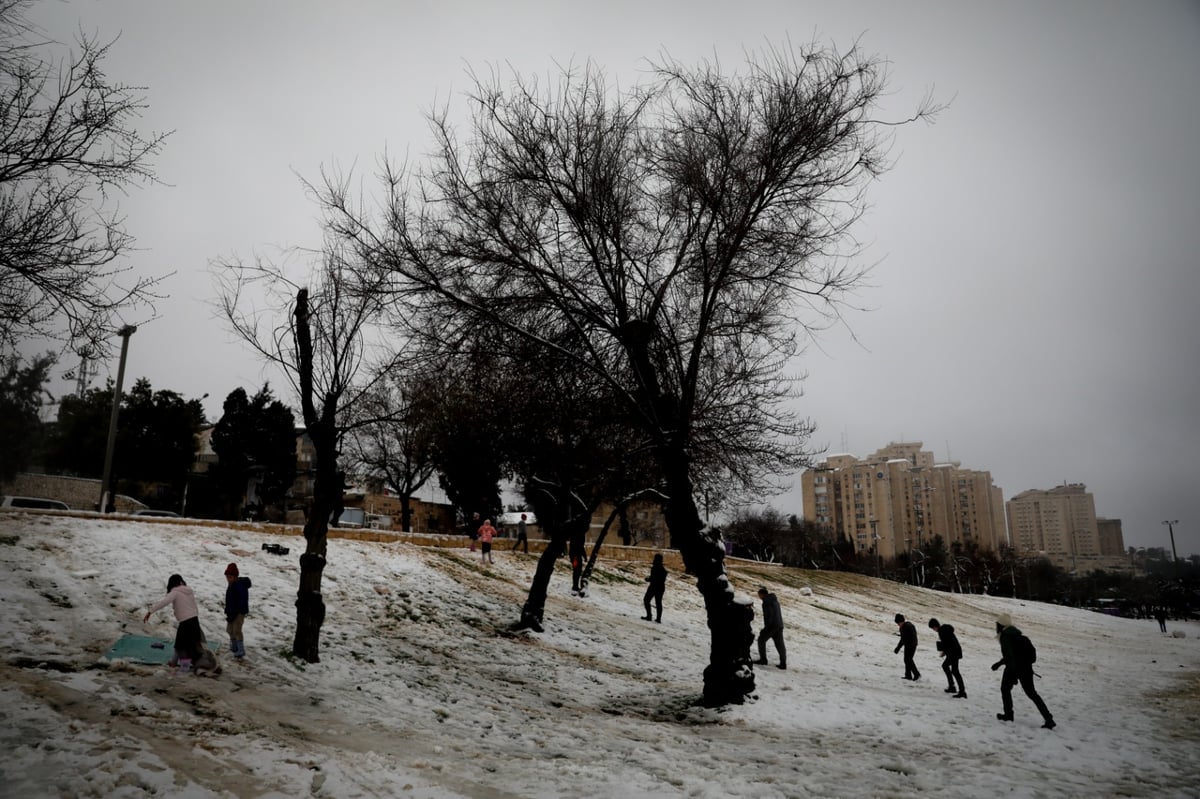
224 562 252 659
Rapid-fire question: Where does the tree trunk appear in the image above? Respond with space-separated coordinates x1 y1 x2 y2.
400 496 413 532
292 433 334 662
619 319 755 706
660 454 756 706
514 485 589 632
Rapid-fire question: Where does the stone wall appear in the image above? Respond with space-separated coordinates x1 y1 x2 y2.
1 473 143 513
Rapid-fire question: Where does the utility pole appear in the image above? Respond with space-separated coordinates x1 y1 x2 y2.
98 325 137 513
1162 519 1180 565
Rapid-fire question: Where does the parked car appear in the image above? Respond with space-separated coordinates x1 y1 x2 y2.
133 509 180 518
1 496 71 511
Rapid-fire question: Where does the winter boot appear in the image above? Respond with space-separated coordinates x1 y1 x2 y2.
1042 718 1056 729
996 713 1013 722
945 687 957 693
954 692 968 699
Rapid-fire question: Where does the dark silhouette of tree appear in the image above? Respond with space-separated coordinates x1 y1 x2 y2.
118 379 206 508
505 338 659 628
0 0 168 354
0 352 53 481
45 377 203 505
418 347 508 528
209 385 297 520
215 241 394 663
318 44 934 705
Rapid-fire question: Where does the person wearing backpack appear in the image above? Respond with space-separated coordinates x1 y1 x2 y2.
991 612 1055 729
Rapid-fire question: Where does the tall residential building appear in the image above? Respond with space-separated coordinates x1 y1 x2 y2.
1005 483 1100 564
800 442 1007 558
1096 517 1126 557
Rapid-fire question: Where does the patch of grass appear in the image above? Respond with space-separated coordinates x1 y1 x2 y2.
810 602 858 619
584 567 640 587
41 592 72 609
0 535 18 546
278 649 307 671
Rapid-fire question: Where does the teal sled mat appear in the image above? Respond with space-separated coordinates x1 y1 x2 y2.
103 634 219 664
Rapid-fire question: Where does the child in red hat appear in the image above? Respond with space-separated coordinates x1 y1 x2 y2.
224 563 252 659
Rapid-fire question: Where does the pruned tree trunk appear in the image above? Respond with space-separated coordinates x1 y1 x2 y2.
291 288 337 663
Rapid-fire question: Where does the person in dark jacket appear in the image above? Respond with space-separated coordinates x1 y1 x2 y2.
929 617 966 697
224 562 252 660
992 612 1055 729
642 553 667 622
755 587 786 669
512 513 529 553
894 614 920 680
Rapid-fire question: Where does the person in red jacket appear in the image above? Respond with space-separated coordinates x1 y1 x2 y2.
477 518 497 564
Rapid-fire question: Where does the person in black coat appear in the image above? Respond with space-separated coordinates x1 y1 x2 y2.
929 618 966 697
894 613 920 680
642 553 667 622
756 587 786 669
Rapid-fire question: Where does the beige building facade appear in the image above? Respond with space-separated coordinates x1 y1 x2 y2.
1005 483 1127 571
801 442 1006 558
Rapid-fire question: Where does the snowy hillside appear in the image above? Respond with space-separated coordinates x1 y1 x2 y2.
1 512 1198 798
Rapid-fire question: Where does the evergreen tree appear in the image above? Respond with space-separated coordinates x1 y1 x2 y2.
209 386 296 520
0 353 54 481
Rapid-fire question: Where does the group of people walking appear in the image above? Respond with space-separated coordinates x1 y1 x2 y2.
142 563 252 674
642 556 1054 730
893 610 1055 729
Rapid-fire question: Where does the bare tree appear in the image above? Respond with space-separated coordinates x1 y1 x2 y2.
343 371 436 532
320 43 933 705
0 0 168 354
214 242 393 662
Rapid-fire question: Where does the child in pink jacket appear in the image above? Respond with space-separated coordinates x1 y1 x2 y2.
144 574 204 669
478 518 497 564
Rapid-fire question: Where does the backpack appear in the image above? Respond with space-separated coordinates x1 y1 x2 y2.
1015 633 1037 665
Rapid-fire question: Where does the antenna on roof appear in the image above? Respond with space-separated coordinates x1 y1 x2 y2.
945 440 952 462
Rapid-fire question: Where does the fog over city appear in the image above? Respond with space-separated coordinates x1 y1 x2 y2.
18 1 1200 554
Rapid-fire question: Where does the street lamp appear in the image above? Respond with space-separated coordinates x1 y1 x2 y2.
98 325 137 513
1162 520 1180 564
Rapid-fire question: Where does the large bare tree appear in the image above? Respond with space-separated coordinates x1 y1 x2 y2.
320 44 932 705
0 0 168 355
215 242 393 662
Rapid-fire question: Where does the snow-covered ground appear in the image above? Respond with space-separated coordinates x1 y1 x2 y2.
1 512 1197 798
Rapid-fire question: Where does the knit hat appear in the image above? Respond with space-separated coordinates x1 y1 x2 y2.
928 618 940 629
225 563 239 577
996 612 1012 628
894 613 905 624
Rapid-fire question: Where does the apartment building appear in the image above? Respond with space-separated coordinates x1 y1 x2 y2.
801 442 1006 558
1006 483 1108 569
1096 517 1126 557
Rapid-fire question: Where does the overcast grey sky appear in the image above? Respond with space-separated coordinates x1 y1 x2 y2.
22 1 1200 554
